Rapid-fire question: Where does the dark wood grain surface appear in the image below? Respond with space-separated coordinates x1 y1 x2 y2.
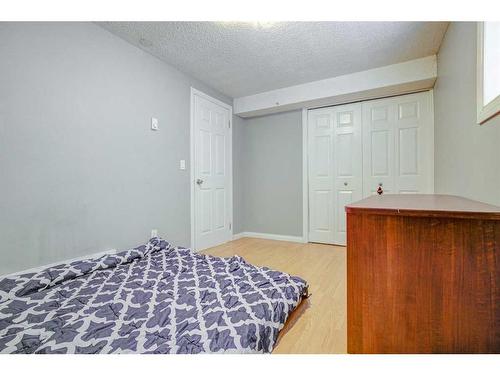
346 194 500 220
347 194 500 353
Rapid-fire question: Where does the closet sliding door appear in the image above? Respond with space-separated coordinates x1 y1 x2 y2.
308 103 362 245
307 91 434 246
362 92 434 196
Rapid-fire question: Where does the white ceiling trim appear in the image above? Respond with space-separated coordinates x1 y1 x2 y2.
234 55 437 118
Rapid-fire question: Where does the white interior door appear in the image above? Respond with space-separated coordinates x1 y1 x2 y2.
193 92 232 251
362 91 434 196
307 90 433 246
308 108 334 244
308 103 362 245
332 104 363 245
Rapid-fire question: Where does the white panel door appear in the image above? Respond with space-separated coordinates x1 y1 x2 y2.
362 99 396 195
308 109 334 244
332 104 363 245
362 91 434 197
308 103 362 245
193 94 231 251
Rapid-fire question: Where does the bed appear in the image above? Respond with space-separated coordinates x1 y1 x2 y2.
0 238 308 354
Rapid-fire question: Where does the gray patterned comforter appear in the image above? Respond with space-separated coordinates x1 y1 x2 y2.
0 238 308 354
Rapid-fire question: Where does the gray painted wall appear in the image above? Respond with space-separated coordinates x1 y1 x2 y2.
0 22 231 275
434 22 500 206
233 111 303 237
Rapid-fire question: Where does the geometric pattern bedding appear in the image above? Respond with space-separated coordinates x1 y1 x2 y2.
0 238 308 354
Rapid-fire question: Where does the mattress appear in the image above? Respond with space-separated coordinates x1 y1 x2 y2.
0 238 308 353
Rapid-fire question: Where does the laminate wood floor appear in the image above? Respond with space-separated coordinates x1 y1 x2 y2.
202 237 347 354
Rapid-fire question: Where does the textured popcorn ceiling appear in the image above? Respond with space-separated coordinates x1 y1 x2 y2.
97 22 448 98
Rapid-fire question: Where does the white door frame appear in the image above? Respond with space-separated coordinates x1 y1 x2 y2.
302 108 309 243
301 90 434 245
190 87 233 251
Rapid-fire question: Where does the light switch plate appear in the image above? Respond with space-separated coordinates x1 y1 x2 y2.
179 160 186 170
151 229 158 238
151 117 159 131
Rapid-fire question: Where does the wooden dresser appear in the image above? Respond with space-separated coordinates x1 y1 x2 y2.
346 194 500 353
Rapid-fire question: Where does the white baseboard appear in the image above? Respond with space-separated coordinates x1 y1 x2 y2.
232 231 306 243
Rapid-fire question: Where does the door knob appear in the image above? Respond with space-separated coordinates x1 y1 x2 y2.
344 182 348 186
196 179 204 185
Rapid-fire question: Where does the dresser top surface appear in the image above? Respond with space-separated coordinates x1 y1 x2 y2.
346 194 500 219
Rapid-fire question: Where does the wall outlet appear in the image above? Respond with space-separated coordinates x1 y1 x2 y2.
179 159 186 170
151 229 158 238
151 117 159 131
